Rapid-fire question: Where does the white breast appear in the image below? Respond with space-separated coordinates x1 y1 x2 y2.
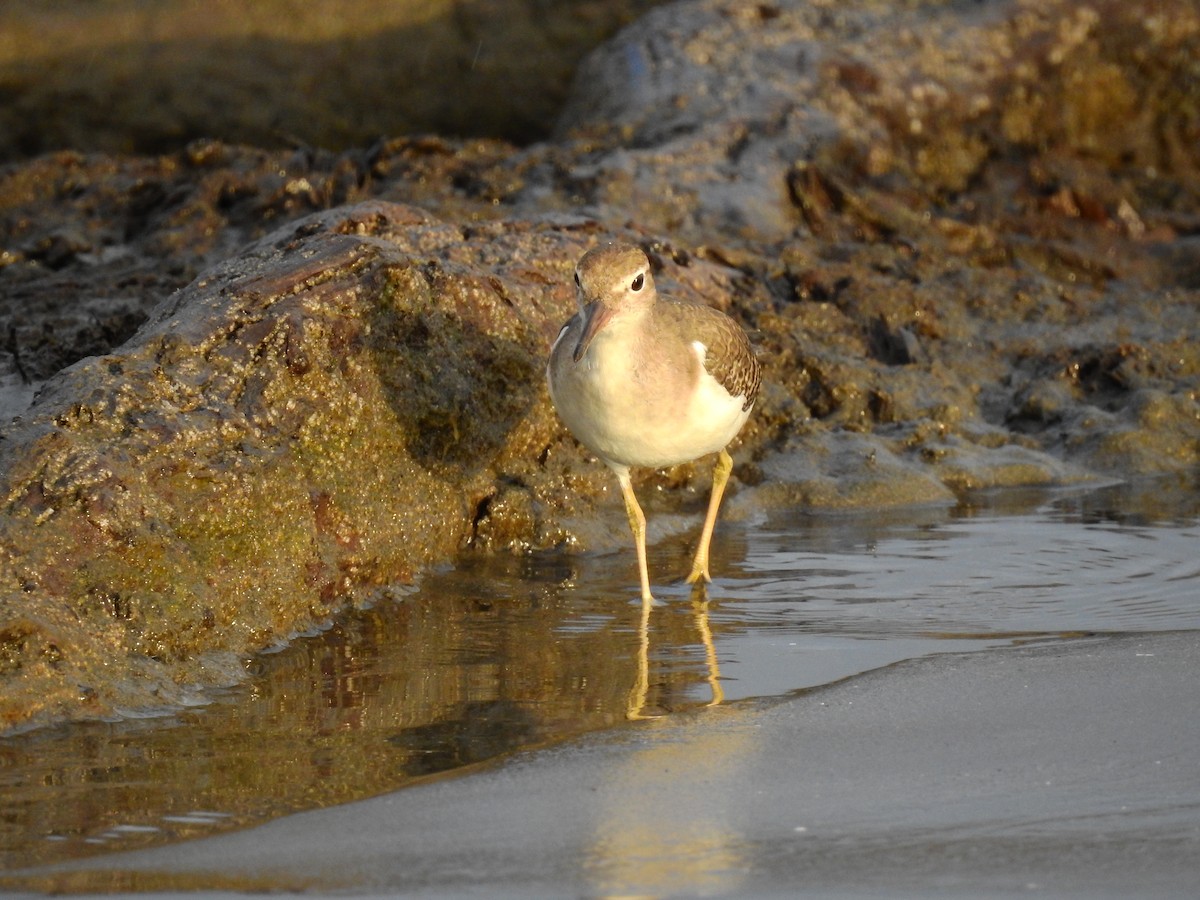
550 332 751 470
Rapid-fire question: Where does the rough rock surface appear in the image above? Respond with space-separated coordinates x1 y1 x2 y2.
0 203 602 729
1 0 1198 731
537 0 1200 487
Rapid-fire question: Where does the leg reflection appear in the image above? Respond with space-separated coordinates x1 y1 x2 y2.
625 593 724 721
692 596 724 707
626 594 654 721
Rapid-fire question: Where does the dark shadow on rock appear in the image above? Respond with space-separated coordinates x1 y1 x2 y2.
362 256 546 476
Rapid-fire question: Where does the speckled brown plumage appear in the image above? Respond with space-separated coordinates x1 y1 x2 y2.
653 298 760 411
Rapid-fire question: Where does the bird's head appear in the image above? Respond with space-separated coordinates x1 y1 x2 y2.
571 243 656 363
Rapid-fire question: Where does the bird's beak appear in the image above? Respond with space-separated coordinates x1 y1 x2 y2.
573 300 614 363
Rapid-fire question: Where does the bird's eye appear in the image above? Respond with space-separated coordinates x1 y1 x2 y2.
631 273 645 291
574 271 581 287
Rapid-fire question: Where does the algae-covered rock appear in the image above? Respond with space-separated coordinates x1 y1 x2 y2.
0 202 597 731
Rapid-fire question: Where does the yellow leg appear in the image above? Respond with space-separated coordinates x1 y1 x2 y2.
617 469 656 604
686 448 733 585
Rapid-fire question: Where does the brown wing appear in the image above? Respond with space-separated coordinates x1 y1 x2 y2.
664 299 761 411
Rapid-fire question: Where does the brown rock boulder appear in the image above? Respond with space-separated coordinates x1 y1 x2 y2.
0 201 598 731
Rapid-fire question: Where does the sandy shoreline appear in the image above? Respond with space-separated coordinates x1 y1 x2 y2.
7 630 1198 898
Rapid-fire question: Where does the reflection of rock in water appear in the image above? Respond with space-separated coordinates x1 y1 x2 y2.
387 700 541 778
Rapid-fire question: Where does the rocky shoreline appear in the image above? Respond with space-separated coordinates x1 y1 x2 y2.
2 0 1198 732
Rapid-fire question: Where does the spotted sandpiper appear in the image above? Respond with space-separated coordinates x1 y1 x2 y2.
547 242 761 603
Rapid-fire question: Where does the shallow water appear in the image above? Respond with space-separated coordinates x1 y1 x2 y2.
2 476 1198 870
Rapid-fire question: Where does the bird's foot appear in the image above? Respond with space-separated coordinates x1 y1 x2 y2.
635 590 663 607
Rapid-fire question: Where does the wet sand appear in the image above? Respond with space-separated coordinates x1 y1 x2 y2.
9 630 1198 898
